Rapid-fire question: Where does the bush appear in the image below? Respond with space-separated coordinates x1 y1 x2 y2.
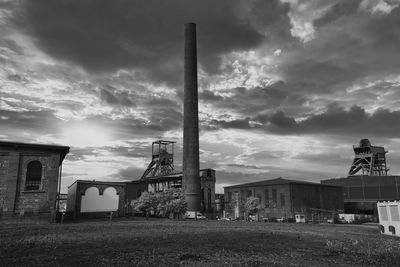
131 188 187 219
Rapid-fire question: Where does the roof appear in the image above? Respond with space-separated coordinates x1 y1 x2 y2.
224 177 340 189
68 179 129 188
139 168 215 180
0 141 70 163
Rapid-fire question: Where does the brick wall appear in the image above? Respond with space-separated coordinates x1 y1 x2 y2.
0 147 63 220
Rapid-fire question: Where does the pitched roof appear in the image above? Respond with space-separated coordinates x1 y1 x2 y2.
224 177 326 189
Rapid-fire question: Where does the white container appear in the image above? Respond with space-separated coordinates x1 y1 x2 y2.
295 214 306 223
377 200 400 237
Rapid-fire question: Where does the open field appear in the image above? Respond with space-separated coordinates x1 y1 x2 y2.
1 219 400 266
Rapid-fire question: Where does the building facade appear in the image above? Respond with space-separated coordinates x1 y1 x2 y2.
66 180 144 219
66 169 216 218
0 141 69 220
321 175 400 216
224 178 343 221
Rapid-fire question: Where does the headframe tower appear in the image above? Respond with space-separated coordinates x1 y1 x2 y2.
141 140 175 179
348 139 389 176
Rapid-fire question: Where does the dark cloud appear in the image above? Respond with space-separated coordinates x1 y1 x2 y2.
200 82 308 119
206 105 400 138
314 0 362 27
199 90 223 102
15 0 269 85
67 145 148 162
279 6 400 96
99 85 135 107
0 109 62 136
206 118 252 130
225 163 262 170
118 166 146 181
293 153 349 167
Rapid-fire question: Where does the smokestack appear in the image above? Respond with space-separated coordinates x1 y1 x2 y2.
183 22 201 212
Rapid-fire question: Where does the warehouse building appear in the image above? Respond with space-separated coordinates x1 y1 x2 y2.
321 175 400 215
224 178 343 221
0 141 69 221
321 139 399 217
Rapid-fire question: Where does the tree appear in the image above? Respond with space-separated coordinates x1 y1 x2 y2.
131 191 158 219
157 189 187 219
244 197 261 220
131 188 187 219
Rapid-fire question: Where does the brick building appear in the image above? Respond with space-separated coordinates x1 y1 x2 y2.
224 178 343 221
66 169 216 218
0 141 69 221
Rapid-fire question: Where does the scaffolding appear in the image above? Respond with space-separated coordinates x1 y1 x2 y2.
348 139 389 176
140 140 175 179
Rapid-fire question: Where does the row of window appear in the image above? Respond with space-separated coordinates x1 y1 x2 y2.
379 205 400 221
227 189 286 207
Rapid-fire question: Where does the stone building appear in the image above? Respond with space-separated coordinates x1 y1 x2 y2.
224 178 343 221
0 141 69 220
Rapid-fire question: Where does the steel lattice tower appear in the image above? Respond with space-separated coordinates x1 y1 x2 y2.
348 139 389 176
140 140 175 179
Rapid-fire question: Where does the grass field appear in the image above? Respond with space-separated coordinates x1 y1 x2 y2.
1 218 400 266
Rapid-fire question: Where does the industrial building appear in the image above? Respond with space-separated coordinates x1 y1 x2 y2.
0 141 69 221
66 169 215 218
66 140 216 219
224 178 343 222
321 139 398 217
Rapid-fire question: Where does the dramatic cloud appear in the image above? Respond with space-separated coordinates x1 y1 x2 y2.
2 0 400 192
13 0 269 85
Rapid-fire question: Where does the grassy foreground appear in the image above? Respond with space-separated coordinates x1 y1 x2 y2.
1 218 400 266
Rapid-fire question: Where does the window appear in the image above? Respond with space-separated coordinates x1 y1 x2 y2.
25 161 42 191
272 189 277 203
228 192 232 202
265 189 269 207
379 206 388 221
280 193 285 207
389 205 400 221
247 190 252 198
208 188 212 210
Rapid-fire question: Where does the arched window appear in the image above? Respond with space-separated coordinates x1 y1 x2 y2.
25 161 42 191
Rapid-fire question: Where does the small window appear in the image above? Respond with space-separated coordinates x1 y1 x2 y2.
25 161 42 191
280 193 285 207
389 205 400 221
379 206 388 221
228 192 232 202
247 190 252 197
272 189 277 203
208 188 212 210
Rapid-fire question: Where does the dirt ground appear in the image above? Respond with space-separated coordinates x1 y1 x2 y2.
0 218 399 266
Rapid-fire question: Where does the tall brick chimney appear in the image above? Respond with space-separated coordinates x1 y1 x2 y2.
182 22 201 212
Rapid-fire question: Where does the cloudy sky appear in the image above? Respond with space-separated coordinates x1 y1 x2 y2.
2 0 400 193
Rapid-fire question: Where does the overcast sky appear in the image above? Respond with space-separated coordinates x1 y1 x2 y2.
2 0 400 193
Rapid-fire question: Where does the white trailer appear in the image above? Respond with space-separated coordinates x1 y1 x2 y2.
377 200 400 237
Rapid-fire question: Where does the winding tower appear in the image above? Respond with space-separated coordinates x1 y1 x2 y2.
140 140 175 179
348 139 389 176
